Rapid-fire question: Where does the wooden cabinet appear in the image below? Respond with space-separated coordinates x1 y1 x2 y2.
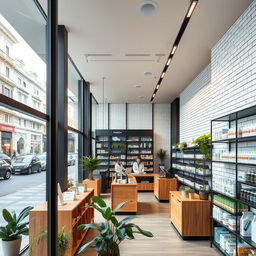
169 191 210 238
29 189 94 256
133 174 155 191
83 178 100 196
111 177 137 213
154 177 177 200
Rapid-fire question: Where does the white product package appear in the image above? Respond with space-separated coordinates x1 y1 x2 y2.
240 212 254 237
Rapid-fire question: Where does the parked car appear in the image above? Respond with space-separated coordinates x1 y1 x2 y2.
38 154 46 171
0 153 11 165
12 155 41 175
68 154 76 166
0 160 12 180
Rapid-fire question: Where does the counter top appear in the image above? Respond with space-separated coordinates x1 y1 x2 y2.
170 191 210 203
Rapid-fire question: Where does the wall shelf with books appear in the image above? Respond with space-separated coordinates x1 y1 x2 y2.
95 129 154 183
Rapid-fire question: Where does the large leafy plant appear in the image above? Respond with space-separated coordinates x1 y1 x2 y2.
156 148 167 165
193 134 211 159
81 156 100 180
0 206 33 241
77 196 153 256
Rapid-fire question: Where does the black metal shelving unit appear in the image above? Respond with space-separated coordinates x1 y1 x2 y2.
171 146 211 193
210 105 256 256
95 129 154 183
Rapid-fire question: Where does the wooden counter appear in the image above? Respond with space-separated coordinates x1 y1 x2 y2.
112 173 156 191
154 177 177 200
169 191 210 238
29 189 94 256
111 177 138 213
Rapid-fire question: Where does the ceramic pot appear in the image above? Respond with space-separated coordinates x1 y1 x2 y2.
189 193 195 200
199 190 209 200
2 236 21 256
181 191 188 198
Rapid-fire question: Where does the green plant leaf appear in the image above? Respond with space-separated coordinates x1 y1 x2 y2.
118 216 137 227
92 196 107 207
2 209 14 224
77 224 99 231
113 200 130 213
116 228 126 241
125 226 135 240
132 224 154 237
77 237 101 254
95 240 105 252
110 216 118 227
103 207 112 220
16 206 33 224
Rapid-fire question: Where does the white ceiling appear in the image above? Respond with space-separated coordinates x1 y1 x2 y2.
38 0 252 103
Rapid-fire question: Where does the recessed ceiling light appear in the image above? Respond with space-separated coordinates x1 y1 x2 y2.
139 1 158 17
133 85 143 88
138 95 145 99
144 71 153 77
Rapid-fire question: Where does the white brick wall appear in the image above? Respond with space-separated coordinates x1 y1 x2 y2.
180 0 256 141
211 0 256 119
180 64 211 142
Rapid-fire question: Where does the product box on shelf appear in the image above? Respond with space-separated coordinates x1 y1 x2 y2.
220 233 236 251
237 242 253 256
214 227 229 244
240 211 254 237
252 215 256 243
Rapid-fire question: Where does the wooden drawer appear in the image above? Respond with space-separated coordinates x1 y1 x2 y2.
170 194 182 233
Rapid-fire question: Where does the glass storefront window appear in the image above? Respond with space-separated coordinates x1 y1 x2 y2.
68 59 82 130
67 130 79 183
0 1 48 253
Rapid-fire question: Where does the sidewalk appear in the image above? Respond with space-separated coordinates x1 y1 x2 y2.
0 182 46 254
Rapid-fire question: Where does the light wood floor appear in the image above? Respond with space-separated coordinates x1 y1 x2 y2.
80 192 219 256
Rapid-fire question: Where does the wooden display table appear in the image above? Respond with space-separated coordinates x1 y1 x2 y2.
111 177 137 213
83 178 100 196
29 189 94 256
169 191 210 238
154 177 177 201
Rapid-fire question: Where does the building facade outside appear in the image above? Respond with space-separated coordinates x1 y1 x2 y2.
0 21 46 156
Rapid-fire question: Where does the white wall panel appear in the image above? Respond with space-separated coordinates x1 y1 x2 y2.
96 104 108 129
109 104 126 129
154 104 171 168
127 104 152 129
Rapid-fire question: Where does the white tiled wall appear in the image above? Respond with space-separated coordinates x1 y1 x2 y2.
180 64 211 142
180 0 256 141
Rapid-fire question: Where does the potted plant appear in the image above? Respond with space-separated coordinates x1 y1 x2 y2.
77 196 153 255
179 142 187 153
0 206 33 256
187 189 196 199
172 143 179 149
156 148 167 167
30 227 69 256
199 185 209 200
68 177 74 189
193 134 211 159
81 156 100 180
179 185 190 198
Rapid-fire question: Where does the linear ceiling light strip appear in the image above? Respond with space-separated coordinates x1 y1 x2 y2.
150 0 198 102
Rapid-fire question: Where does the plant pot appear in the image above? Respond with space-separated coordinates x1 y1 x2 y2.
88 172 94 181
199 190 209 200
188 193 195 200
181 191 188 198
2 236 21 256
